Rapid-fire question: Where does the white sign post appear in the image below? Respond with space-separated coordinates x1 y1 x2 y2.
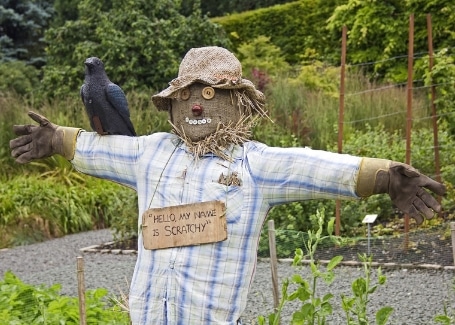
362 214 378 256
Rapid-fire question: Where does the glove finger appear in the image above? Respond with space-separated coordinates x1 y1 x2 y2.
404 206 424 225
11 140 33 159
413 196 435 219
12 124 35 136
417 188 442 212
15 152 34 164
13 148 33 164
9 134 32 150
28 111 50 127
420 176 447 197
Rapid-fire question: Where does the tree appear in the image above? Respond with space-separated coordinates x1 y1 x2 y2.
327 0 455 82
199 0 296 17
406 0 455 51
327 0 409 81
51 0 81 26
0 0 54 67
41 0 230 98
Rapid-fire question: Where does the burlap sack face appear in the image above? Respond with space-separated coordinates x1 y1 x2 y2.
152 47 267 118
171 83 244 142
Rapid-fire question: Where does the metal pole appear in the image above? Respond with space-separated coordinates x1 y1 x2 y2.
77 256 87 325
404 14 415 250
426 14 443 201
268 220 280 314
367 223 371 256
337 25 347 155
336 25 347 237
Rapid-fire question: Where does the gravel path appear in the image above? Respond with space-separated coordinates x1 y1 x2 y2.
1 229 454 324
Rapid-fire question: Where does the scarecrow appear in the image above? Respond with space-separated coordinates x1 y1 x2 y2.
10 47 446 325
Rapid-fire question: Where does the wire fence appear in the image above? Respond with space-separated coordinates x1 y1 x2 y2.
261 14 455 270
325 15 455 245
260 222 455 267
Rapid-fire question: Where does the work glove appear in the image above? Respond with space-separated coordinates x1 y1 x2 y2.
356 158 446 224
10 111 81 164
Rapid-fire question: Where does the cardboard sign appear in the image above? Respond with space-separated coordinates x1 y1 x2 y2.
141 201 227 250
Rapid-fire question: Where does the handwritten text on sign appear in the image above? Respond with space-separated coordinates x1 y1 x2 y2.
141 201 227 250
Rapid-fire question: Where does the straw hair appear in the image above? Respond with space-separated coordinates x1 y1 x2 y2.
152 46 267 118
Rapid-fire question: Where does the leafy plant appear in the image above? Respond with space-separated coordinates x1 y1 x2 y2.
434 278 455 324
0 271 129 324
259 209 393 325
421 48 455 138
341 254 393 325
259 210 344 325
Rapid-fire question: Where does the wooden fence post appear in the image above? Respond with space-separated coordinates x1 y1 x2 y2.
268 220 280 317
451 223 455 267
77 256 87 325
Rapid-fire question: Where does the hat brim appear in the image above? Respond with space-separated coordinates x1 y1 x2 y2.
152 76 264 112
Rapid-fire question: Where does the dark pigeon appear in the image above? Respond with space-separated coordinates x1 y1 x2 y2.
80 57 136 136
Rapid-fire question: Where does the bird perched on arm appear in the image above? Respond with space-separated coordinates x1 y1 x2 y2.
80 57 136 136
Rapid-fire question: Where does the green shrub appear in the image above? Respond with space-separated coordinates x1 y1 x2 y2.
42 0 230 98
0 61 40 96
0 271 129 324
213 0 340 65
420 48 455 138
237 35 290 84
0 171 137 248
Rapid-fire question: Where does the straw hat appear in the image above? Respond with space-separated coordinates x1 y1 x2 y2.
152 46 266 114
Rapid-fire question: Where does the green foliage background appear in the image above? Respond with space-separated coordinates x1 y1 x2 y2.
41 0 230 98
212 0 455 83
1 0 455 247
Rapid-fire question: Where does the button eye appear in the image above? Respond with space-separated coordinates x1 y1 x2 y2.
180 88 190 100
201 87 215 100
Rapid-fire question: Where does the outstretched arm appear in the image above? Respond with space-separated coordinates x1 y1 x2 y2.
246 143 446 225
10 111 139 189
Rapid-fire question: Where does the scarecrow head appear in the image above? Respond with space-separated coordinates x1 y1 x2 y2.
152 46 268 160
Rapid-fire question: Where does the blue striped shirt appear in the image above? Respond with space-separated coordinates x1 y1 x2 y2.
71 131 362 324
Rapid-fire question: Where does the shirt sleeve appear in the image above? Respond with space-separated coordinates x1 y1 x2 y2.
244 142 362 206
70 131 141 189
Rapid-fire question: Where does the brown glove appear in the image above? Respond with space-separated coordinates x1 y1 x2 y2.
357 158 446 224
10 111 81 164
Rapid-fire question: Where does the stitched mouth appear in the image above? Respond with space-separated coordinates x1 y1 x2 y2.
185 117 212 125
